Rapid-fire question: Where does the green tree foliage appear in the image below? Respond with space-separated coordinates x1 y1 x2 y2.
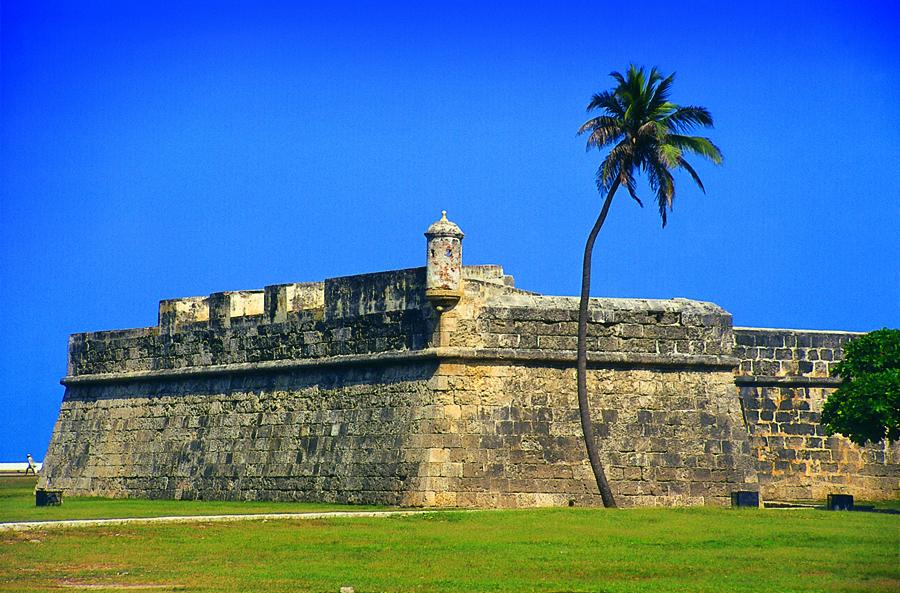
575 66 722 507
821 328 900 446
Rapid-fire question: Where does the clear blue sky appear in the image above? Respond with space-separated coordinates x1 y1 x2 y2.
2 1 898 460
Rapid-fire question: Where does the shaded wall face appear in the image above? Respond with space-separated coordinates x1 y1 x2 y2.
734 328 848 378
735 329 900 501
69 268 437 378
40 364 440 505
67 309 432 377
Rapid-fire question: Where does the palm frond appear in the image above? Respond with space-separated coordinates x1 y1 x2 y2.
650 101 678 120
581 64 720 227
585 127 624 150
579 115 623 133
597 140 632 192
636 120 666 141
676 157 705 193
626 64 645 94
657 143 682 168
597 160 619 194
657 167 675 227
586 91 625 118
622 170 643 207
667 134 723 164
620 65 648 124
646 159 675 227
665 106 714 132
648 73 675 113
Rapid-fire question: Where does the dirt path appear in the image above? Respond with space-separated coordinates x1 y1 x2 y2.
0 509 438 532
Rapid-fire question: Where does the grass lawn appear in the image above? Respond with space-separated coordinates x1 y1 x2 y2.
1 478 898 592
0 476 380 523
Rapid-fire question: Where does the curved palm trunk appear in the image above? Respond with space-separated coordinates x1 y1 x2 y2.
577 179 620 508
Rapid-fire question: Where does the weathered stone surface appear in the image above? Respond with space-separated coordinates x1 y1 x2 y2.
734 327 899 501
42 364 436 504
40 268 898 507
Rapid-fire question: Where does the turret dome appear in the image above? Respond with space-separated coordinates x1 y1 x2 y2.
424 210 464 240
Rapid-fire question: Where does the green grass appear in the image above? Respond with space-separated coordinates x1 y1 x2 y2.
0 476 380 523
1 477 898 592
1 507 898 592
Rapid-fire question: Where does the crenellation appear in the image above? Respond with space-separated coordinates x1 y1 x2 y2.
208 291 264 329
159 297 210 334
74 266 745 380
264 282 325 322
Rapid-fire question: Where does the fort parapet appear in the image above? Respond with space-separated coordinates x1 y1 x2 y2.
41 215 899 506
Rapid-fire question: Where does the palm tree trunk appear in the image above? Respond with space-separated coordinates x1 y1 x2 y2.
577 178 620 508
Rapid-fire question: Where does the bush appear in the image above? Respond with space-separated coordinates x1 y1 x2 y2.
821 328 900 446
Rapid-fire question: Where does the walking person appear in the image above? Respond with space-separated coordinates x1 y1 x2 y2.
24 453 37 476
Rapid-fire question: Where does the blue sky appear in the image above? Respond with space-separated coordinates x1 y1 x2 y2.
1 1 898 460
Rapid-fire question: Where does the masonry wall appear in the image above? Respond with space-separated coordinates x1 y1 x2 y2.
42 268 762 507
424 361 754 507
41 266 898 507
735 328 900 501
449 294 733 356
41 364 437 504
68 268 436 377
43 358 756 508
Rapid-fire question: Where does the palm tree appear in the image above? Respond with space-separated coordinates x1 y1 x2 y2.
575 65 723 508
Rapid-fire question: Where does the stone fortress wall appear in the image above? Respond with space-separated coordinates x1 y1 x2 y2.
734 328 897 500
40 217 899 507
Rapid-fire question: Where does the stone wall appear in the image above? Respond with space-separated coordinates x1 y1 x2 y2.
66 266 533 378
413 294 754 507
48 267 448 501
40 266 898 507
449 294 732 356
735 328 900 501
734 327 850 378
68 269 438 377
43 364 436 503
42 356 756 507
424 361 754 507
